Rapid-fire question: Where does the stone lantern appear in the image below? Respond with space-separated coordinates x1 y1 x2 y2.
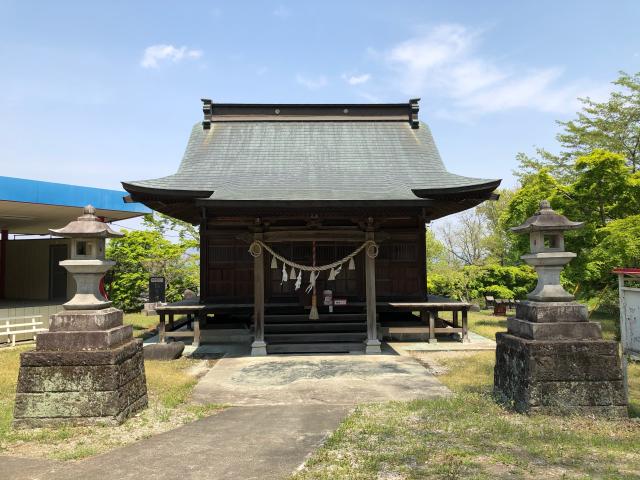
511 200 583 302
493 200 627 416
50 205 121 310
13 206 147 428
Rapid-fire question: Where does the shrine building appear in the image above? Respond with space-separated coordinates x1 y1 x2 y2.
123 99 501 355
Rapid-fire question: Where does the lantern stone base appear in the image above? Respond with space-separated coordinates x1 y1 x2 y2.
13 309 148 428
494 332 627 417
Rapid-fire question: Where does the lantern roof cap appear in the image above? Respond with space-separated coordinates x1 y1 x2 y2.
49 205 124 238
511 200 584 234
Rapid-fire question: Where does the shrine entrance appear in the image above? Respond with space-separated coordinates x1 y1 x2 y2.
266 242 362 307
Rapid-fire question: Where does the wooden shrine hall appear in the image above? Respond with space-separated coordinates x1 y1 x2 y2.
123 99 501 355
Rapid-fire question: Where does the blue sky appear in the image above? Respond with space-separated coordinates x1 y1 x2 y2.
1 0 639 197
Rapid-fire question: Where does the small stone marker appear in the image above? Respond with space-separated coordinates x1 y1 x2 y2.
13 206 148 428
149 276 166 303
494 200 627 416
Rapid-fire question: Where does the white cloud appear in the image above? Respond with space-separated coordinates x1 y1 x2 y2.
140 44 203 69
382 24 605 117
343 73 371 85
296 73 328 90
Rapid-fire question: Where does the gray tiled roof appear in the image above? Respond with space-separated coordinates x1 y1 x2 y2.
124 121 498 201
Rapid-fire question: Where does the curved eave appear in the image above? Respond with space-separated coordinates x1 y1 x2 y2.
49 229 123 238
121 182 214 202
511 222 585 233
411 179 501 200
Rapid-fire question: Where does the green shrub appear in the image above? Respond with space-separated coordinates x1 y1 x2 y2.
482 285 514 299
428 264 536 301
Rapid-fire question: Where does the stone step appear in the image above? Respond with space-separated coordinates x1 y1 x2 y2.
264 322 366 333
265 332 367 343
264 313 366 324
266 342 364 354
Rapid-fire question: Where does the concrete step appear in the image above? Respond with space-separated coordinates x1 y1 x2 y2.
264 313 366 324
264 322 366 333
266 342 364 354
265 332 367 343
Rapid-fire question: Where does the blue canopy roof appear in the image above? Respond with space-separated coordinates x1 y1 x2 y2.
0 176 150 234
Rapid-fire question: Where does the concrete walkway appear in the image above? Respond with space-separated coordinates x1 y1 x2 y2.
2 353 449 480
2 405 348 480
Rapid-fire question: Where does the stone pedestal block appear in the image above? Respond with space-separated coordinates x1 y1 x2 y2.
13 309 148 428
507 317 602 340
48 307 124 331
516 301 588 323
494 333 627 417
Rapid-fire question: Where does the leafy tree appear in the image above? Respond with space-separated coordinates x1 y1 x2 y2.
567 149 638 227
514 71 640 180
475 189 516 265
502 169 563 261
143 212 199 249
105 230 199 311
558 71 640 173
586 215 640 289
438 210 488 266
425 226 448 273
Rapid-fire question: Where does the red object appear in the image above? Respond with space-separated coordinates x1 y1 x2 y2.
613 268 640 275
0 229 7 299
99 277 109 300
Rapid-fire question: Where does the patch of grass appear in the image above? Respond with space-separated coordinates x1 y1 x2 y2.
588 309 619 341
123 312 159 337
467 310 506 340
0 346 224 460
145 358 199 408
629 362 640 417
293 350 640 479
53 444 99 461
0 346 25 444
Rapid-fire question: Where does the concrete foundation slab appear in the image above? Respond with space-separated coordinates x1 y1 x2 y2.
191 354 450 406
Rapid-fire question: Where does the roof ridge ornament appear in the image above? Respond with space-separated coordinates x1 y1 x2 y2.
410 98 420 129
199 99 421 128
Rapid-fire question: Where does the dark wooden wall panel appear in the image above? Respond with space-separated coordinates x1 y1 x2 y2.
201 222 427 304
202 229 253 302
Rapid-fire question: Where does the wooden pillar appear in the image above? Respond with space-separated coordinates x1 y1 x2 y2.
364 230 381 354
462 309 470 343
192 311 201 349
0 229 7 299
159 312 166 344
251 232 267 356
428 310 437 343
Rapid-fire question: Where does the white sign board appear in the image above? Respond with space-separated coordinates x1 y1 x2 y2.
617 271 640 358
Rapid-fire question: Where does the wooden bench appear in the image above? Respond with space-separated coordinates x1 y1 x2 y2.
155 302 206 348
0 315 47 346
388 298 470 344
